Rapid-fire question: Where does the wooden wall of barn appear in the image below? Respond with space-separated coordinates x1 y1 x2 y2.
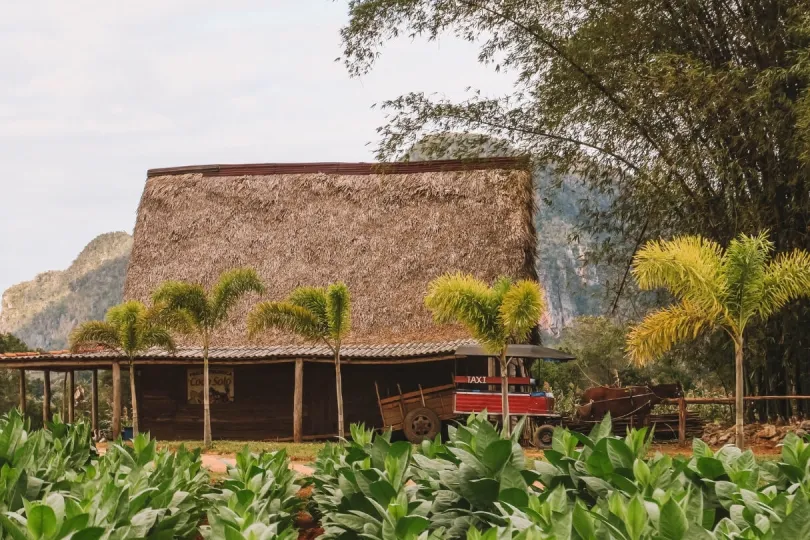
138 357 487 440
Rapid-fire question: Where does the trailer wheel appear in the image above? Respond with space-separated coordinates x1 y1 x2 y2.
403 407 441 443
533 425 555 448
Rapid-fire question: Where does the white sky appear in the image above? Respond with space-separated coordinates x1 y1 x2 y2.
0 1 513 296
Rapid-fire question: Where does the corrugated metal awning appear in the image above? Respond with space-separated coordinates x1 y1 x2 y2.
454 343 576 361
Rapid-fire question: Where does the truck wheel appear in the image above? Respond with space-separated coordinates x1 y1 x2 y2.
533 425 555 448
403 407 441 443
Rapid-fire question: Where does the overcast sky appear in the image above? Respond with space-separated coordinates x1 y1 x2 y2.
0 1 512 297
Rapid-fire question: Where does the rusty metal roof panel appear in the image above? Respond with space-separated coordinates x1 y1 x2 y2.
0 340 475 366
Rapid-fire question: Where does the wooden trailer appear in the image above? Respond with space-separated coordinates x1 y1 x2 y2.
375 376 563 446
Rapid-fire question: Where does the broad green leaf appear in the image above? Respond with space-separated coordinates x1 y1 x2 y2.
572 500 595 539
626 496 647 540
482 440 513 473
395 516 430 538
659 499 688 540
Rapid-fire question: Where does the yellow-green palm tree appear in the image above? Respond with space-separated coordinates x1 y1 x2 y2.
153 268 264 448
248 283 351 438
627 231 810 447
69 300 175 438
424 273 545 436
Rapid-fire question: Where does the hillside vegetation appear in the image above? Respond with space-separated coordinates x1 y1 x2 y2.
0 231 132 350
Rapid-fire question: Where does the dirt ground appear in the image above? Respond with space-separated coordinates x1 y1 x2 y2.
98 438 783 478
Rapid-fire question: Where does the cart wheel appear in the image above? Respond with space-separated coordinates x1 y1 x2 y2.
403 407 441 443
533 425 555 448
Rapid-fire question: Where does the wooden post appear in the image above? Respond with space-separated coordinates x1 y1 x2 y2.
678 397 687 445
91 369 99 438
43 370 51 426
67 371 75 423
18 369 26 415
293 358 304 443
62 372 67 420
112 361 121 440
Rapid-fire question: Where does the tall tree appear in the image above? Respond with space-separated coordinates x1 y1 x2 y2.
69 301 175 436
248 283 351 438
340 1 810 404
424 273 544 436
627 232 810 447
153 268 264 448
0 333 29 354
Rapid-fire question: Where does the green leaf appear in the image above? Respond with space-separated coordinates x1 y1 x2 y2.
626 496 647 540
659 498 688 540
370 480 398 506
774 493 810 536
606 439 634 470
482 440 513 473
696 457 726 480
395 516 430 538
572 500 596 539
633 459 651 486
27 505 57 539
498 488 529 508
71 528 106 540
586 449 614 477
0 514 28 540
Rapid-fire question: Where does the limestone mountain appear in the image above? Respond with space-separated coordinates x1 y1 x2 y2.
0 232 133 350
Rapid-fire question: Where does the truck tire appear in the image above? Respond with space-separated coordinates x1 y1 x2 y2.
533 424 555 448
403 407 441 443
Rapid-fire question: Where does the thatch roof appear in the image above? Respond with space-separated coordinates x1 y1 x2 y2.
125 158 536 347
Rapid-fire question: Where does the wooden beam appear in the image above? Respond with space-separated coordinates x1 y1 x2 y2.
112 361 121 440
67 371 75 423
0 354 459 369
18 369 26 415
678 397 686 445
663 396 810 406
293 358 304 443
91 369 99 438
43 370 51 426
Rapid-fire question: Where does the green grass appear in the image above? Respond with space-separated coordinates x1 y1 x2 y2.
155 440 326 462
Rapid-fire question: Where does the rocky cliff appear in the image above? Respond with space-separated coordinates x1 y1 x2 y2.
0 232 133 350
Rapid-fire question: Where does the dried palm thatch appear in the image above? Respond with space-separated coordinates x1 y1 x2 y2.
124 159 536 347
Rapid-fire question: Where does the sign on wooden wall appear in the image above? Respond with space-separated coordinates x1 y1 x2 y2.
187 368 234 404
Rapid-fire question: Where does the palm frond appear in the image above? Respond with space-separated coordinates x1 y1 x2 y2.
722 231 771 327
424 273 503 352
499 280 545 343
626 301 719 365
760 249 810 318
152 281 209 330
288 287 329 326
140 326 177 354
490 276 513 306
325 283 351 341
69 321 121 354
210 268 265 325
106 300 148 353
632 235 726 311
247 302 325 341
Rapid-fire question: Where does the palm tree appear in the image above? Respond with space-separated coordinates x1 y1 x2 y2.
153 268 264 448
627 232 810 447
248 283 351 438
424 273 545 436
69 300 175 437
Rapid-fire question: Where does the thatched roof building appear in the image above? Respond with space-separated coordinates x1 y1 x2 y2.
1 157 540 441
126 158 536 346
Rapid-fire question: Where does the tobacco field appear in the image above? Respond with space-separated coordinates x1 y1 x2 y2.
1 410 810 539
